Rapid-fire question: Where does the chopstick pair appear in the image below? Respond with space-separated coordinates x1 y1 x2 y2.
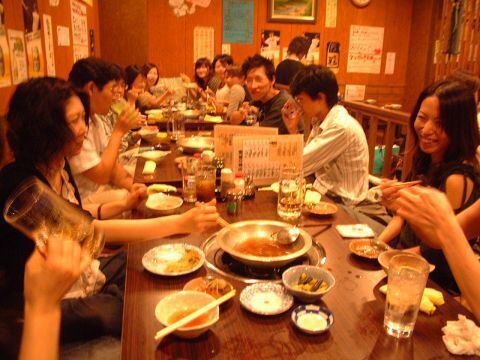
371 180 422 191
154 290 236 343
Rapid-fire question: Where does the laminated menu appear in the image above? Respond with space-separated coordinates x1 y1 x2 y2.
214 125 277 168
232 134 304 185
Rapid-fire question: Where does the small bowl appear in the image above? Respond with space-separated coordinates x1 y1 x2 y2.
291 305 334 334
183 276 235 300
282 265 335 303
349 239 390 260
155 291 219 339
139 127 159 142
305 202 338 217
378 250 436 274
145 193 183 215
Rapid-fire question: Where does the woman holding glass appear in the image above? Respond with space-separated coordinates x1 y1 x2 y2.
378 80 480 294
0 77 219 343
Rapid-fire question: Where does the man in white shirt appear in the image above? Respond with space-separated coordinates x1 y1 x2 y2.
282 65 369 205
68 57 144 203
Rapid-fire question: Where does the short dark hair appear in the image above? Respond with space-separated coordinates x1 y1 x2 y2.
109 63 125 82
7 77 90 168
194 57 212 90
141 63 159 85
290 65 339 108
288 36 310 58
212 54 233 70
447 68 480 94
410 80 480 178
225 65 243 78
68 57 117 90
242 54 275 81
125 65 145 90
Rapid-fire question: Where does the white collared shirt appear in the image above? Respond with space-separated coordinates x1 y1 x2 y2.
303 105 369 205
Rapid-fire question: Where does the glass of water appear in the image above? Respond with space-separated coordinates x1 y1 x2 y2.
384 254 429 338
3 178 104 258
277 167 303 221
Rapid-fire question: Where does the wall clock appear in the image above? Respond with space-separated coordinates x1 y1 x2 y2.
351 0 371 7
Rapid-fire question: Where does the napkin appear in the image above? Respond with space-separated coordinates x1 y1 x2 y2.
442 315 480 356
143 160 156 175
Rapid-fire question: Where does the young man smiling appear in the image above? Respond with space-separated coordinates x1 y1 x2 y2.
283 65 369 205
231 54 303 134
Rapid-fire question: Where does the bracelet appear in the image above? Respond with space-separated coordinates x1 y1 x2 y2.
97 204 104 220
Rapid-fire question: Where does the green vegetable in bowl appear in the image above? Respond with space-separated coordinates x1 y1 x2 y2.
294 272 328 292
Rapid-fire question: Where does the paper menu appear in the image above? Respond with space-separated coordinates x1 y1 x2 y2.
214 125 277 168
232 134 303 185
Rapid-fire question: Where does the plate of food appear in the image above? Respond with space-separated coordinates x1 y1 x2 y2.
305 202 338 217
348 239 390 260
183 276 235 300
147 183 177 195
136 150 170 162
181 109 201 119
142 243 205 276
240 283 294 316
144 193 183 215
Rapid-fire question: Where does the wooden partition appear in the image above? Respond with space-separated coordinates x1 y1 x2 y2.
0 0 101 114
343 100 412 180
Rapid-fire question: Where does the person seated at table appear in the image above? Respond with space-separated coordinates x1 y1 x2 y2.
0 77 220 344
378 80 480 294
231 54 303 134
275 36 309 91
19 236 90 360
282 65 368 205
181 57 214 101
142 62 160 92
210 54 234 102
395 186 480 321
125 65 174 111
68 57 144 204
209 65 246 119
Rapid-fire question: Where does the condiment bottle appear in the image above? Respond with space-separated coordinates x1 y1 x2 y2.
234 172 245 196
220 168 234 201
243 174 256 200
227 172 245 216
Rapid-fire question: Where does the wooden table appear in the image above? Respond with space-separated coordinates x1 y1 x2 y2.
121 189 474 359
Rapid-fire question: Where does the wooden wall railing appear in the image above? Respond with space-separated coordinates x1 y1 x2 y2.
343 101 412 180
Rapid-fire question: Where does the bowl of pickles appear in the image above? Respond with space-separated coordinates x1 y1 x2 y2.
282 265 335 303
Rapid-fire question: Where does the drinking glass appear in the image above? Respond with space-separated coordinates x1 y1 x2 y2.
277 167 303 221
196 165 216 202
111 98 127 115
3 178 104 258
182 157 199 203
167 113 185 142
384 254 429 338
245 112 257 126
282 98 303 120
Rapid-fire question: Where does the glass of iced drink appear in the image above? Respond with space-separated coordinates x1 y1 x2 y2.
384 254 429 338
196 165 216 202
277 167 303 221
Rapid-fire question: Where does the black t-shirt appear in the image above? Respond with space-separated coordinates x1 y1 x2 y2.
0 161 84 295
275 59 304 86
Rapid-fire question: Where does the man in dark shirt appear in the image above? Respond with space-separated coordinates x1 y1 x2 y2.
231 54 303 134
275 36 310 90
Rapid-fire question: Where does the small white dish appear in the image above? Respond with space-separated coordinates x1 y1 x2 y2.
147 183 177 195
145 193 183 212
282 265 335 303
335 224 375 238
291 305 334 334
142 243 205 276
155 291 219 339
240 283 293 316
137 150 170 162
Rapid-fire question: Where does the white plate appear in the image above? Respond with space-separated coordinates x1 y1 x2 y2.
142 243 205 276
147 183 177 194
335 224 375 238
137 150 170 162
240 283 293 316
146 193 183 211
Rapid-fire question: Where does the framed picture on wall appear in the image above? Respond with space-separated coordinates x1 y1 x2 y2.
267 0 317 24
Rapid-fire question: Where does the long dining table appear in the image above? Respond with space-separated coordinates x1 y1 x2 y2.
121 136 474 360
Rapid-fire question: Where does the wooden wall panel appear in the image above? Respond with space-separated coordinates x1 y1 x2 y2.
99 0 147 67
0 0 101 114
141 0 414 106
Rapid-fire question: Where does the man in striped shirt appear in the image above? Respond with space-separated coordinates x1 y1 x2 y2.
282 65 369 205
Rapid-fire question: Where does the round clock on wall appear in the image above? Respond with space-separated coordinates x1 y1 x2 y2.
351 0 371 7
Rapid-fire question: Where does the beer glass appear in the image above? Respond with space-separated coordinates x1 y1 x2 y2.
196 165 216 202
277 167 303 221
167 113 185 141
384 254 429 338
3 178 104 258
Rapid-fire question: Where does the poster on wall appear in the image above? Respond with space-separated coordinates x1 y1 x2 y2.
344 84 366 101
22 0 41 33
57 26 71 46
7 29 28 84
326 41 340 73
25 30 44 77
223 0 254 44
325 0 337 28
0 26 12 87
260 30 280 64
70 0 89 61
43 14 56 76
384 52 395 75
193 26 214 64
304 32 320 64
347 25 384 74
